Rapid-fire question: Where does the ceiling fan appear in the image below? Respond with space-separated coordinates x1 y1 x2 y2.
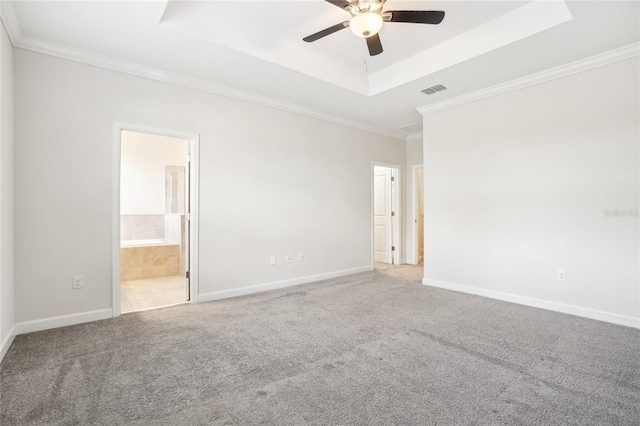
303 0 445 56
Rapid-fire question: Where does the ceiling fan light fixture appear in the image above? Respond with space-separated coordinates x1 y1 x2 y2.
349 12 383 38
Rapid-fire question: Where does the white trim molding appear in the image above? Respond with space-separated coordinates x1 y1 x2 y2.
112 122 201 315
418 42 640 116
0 0 403 142
199 266 373 303
0 326 15 363
423 278 640 329
410 163 424 266
0 1 22 45
187 135 200 304
13 309 114 336
111 122 122 317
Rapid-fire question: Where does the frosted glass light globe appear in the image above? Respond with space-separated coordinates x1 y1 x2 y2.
350 12 383 38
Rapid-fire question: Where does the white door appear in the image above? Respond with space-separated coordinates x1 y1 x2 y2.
374 166 393 264
417 166 424 263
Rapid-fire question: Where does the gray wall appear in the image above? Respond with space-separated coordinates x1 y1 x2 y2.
14 48 406 323
0 21 15 358
422 57 639 323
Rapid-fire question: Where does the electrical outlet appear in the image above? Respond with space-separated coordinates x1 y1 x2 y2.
286 254 292 263
298 252 304 262
72 275 84 289
557 269 566 282
269 255 276 266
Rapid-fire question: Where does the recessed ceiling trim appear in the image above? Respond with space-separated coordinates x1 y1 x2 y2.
161 0 370 95
370 0 573 95
161 0 572 97
0 0 22 44
1 7 404 141
418 42 640 116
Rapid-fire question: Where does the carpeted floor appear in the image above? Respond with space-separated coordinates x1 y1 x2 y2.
1 266 639 425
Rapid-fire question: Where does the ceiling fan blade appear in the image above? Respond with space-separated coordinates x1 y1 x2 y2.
325 0 351 10
386 11 445 24
303 22 348 42
366 33 383 56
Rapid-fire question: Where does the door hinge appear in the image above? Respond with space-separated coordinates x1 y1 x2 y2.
186 271 190 279
186 154 191 163
391 212 395 217
391 246 395 251
186 213 191 221
391 176 395 182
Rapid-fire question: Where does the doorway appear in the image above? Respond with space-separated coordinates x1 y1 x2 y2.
372 163 401 268
112 124 199 315
413 165 424 265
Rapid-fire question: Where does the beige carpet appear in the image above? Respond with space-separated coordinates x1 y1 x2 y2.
1 266 639 425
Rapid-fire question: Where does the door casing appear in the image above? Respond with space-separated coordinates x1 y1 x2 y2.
411 164 424 265
112 121 200 316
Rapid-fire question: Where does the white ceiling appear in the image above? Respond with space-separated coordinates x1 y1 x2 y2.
3 1 640 139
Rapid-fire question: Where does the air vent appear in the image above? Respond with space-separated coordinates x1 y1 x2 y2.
397 123 423 134
421 84 447 95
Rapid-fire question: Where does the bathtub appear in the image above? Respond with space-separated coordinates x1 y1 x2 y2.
120 239 181 281
120 239 175 248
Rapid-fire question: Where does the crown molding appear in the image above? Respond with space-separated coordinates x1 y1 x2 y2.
1 5 404 142
418 42 640 116
0 0 22 45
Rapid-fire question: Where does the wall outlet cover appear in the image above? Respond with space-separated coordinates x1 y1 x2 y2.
557 269 566 281
72 275 84 289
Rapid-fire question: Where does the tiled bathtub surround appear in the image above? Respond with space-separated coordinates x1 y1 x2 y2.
120 215 165 241
120 214 185 281
121 243 180 281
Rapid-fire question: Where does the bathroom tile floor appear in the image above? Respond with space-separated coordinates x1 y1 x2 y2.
121 275 187 313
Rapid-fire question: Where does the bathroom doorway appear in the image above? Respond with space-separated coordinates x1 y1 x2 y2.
114 126 199 314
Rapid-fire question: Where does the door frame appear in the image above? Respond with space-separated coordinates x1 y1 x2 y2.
111 121 200 317
411 164 424 265
371 161 401 266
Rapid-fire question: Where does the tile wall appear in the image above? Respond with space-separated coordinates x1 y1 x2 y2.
120 215 165 240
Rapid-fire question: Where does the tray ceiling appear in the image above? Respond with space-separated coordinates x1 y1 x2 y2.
4 1 639 138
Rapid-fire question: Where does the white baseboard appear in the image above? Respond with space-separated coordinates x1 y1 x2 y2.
199 266 374 303
423 278 640 329
14 309 114 335
0 325 16 363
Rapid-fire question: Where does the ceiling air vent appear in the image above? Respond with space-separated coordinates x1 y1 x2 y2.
421 84 447 95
